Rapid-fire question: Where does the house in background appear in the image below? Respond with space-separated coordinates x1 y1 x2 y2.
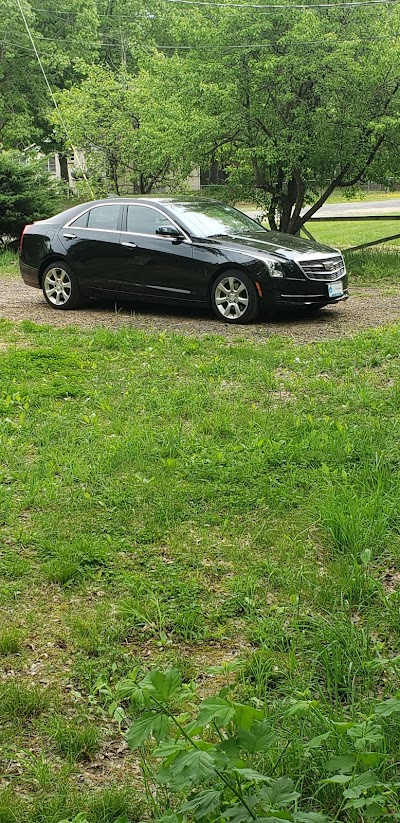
46 150 201 193
46 149 85 189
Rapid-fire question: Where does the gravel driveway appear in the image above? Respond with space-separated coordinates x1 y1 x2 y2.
1 274 399 344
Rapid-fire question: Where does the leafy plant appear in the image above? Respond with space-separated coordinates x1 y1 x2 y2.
112 668 400 821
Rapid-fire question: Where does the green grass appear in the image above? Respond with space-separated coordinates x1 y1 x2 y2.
0 248 19 277
1 280 400 818
304 219 400 250
325 188 400 204
48 716 101 762
0 682 50 722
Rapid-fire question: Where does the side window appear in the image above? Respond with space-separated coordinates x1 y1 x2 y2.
126 205 175 235
87 205 121 230
69 211 89 228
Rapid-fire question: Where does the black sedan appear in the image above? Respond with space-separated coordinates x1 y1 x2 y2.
19 197 348 324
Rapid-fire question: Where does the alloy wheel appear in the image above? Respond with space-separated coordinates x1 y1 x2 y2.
43 267 72 306
214 275 249 320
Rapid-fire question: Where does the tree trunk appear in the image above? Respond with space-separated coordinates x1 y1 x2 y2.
58 154 70 185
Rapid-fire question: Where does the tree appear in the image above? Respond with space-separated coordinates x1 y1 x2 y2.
0 153 63 241
156 1 400 232
56 61 206 194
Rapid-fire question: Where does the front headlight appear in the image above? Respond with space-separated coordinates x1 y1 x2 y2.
266 260 285 278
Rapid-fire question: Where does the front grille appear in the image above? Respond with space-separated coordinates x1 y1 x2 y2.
298 255 345 281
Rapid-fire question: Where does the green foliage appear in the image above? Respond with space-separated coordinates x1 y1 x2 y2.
1 0 399 231
56 63 199 195
0 153 63 241
149 3 400 231
115 667 400 821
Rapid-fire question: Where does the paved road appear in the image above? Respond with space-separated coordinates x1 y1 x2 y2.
245 198 400 220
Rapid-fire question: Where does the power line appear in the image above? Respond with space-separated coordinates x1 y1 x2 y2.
162 0 398 7
29 4 153 20
14 0 95 196
1 31 399 51
27 0 399 18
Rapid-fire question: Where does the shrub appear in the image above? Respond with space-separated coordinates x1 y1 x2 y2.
0 152 64 243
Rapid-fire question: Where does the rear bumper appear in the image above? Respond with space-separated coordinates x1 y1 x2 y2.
20 261 40 289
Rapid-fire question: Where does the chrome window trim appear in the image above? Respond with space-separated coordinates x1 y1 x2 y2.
64 202 122 230
64 201 192 243
62 226 121 235
120 230 192 245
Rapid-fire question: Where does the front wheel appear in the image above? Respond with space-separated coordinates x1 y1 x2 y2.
42 262 81 310
211 271 259 324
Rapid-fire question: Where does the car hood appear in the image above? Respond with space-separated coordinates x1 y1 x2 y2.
199 230 339 261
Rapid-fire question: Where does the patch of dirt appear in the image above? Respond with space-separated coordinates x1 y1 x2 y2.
383 568 400 593
1 276 400 343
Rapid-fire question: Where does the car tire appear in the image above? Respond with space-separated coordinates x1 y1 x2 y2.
211 270 259 324
42 262 81 310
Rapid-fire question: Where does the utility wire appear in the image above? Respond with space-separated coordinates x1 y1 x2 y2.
162 0 398 7
28 0 399 16
2 31 399 50
15 0 95 196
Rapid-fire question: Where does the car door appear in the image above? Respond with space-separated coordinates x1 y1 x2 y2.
59 203 123 294
116 204 200 301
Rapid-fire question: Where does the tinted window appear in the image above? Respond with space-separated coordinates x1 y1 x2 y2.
126 205 175 235
87 205 121 230
70 211 89 228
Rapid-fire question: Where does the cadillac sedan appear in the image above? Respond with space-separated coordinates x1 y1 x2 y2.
19 197 348 324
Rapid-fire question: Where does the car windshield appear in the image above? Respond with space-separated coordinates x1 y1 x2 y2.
170 202 268 239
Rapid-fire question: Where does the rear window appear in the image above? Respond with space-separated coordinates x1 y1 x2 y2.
69 211 89 228
69 205 121 231
87 205 121 230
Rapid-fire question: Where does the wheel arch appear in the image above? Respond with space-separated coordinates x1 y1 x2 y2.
207 262 262 301
38 255 70 286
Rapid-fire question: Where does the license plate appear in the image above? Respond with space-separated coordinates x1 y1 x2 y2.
328 281 343 297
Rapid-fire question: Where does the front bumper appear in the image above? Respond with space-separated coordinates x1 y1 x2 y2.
273 290 349 308
267 272 349 308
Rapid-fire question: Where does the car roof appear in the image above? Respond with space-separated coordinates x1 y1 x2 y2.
43 196 221 226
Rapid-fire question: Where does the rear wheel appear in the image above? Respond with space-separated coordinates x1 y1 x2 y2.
211 271 259 324
42 262 81 310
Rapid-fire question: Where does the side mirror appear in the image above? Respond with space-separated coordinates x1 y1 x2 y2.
156 225 184 241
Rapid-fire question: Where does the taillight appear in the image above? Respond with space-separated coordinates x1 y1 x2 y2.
19 224 32 253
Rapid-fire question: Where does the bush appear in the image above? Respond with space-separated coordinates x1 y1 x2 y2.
111 667 400 822
0 152 64 244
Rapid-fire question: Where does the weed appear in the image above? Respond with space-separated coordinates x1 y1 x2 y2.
319 486 393 559
0 682 50 722
48 716 101 762
116 667 400 823
0 787 27 822
0 628 22 655
296 614 376 704
241 646 287 697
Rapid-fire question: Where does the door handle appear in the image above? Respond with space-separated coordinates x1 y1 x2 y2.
63 233 77 239
121 241 137 248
